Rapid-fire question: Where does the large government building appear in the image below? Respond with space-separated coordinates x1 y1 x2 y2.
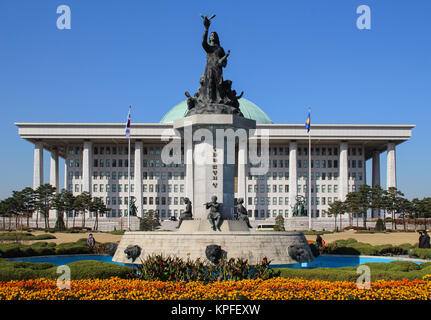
16 98 414 231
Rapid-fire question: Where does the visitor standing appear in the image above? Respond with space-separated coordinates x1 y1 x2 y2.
418 231 424 248
87 233 96 248
316 234 323 248
423 231 430 249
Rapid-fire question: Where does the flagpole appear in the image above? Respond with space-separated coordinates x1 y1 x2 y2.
127 106 131 230
308 107 312 231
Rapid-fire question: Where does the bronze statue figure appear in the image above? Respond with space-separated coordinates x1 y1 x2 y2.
176 197 193 228
185 15 244 117
292 195 307 217
235 198 252 229
205 195 222 231
129 197 137 216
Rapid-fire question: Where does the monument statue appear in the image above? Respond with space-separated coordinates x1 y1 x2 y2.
205 195 222 231
292 195 307 217
176 197 193 228
185 14 244 117
235 198 252 229
129 198 137 216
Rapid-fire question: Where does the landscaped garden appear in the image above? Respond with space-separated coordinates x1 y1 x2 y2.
0 237 430 300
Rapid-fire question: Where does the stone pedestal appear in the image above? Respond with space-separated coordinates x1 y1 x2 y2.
174 114 256 220
113 227 314 266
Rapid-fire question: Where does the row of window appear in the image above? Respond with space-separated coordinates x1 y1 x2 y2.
297 184 339 193
298 159 340 169
246 196 339 207
69 145 363 159
93 184 134 193
247 209 326 218
143 184 184 193
93 159 132 168
143 197 184 205
68 157 363 171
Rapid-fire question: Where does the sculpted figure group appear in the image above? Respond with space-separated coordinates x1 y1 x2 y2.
185 14 244 117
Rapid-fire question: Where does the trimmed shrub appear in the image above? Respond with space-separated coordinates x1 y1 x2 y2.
0 232 56 241
55 242 93 255
322 239 413 257
276 261 430 282
67 261 133 279
0 259 133 281
409 248 431 260
274 215 285 231
33 234 57 240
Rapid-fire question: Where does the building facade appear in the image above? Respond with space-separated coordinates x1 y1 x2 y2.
16 98 414 230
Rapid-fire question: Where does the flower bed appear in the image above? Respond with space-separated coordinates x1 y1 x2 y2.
0 277 430 300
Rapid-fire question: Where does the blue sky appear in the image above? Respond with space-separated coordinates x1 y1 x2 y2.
0 0 430 200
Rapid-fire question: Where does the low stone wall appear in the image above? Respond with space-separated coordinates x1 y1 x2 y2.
113 230 314 265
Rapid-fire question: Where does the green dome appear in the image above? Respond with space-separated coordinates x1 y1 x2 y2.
160 98 273 124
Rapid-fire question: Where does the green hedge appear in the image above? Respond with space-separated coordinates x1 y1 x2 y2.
409 248 431 260
67 261 133 279
0 259 133 281
0 239 95 258
0 232 56 241
55 239 93 255
276 261 431 282
321 238 417 256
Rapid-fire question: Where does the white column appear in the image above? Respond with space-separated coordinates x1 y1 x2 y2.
134 140 143 218
288 141 297 217
82 141 92 193
50 149 59 192
339 141 348 201
372 150 381 187
371 150 381 218
33 142 44 189
386 143 397 189
185 139 194 206
237 139 247 202
64 161 68 190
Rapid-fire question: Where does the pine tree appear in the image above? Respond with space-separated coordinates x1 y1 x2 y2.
139 209 161 231
274 215 285 231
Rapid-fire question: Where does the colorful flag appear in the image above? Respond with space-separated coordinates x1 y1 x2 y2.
305 112 311 133
125 106 131 138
